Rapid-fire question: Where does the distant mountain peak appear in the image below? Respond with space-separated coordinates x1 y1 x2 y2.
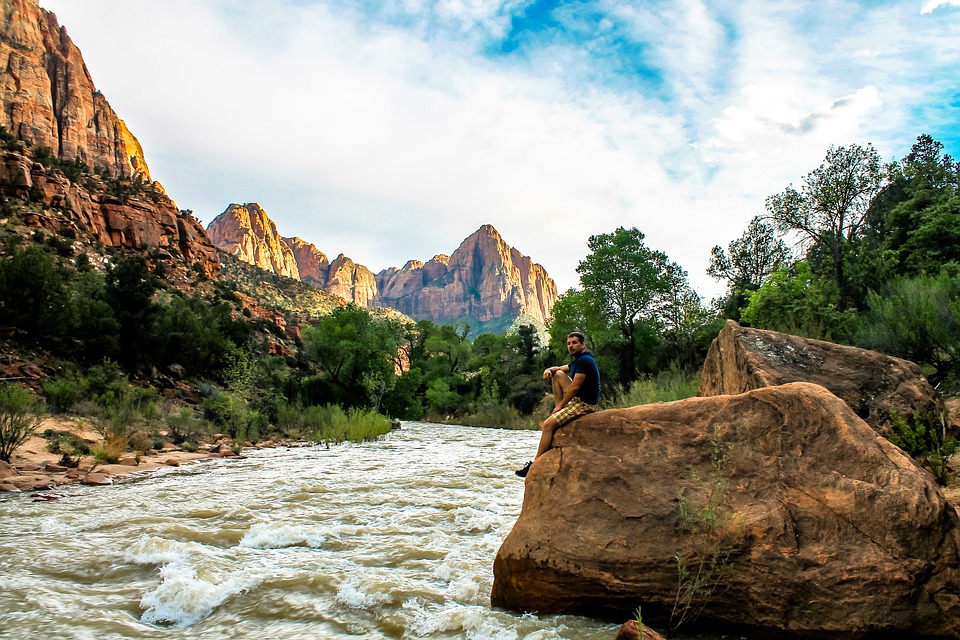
205 205 557 329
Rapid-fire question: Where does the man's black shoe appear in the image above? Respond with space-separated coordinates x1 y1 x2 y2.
515 461 532 477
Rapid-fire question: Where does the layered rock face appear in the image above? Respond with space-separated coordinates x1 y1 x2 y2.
492 382 960 637
0 0 219 276
1 0 149 179
283 237 377 306
285 236 329 287
698 320 946 435
0 149 219 276
207 206 557 326
374 224 557 325
206 203 300 280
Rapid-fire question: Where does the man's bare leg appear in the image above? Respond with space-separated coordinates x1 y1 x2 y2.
535 415 560 458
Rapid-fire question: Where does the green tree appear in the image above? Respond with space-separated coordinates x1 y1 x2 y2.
864 135 960 280
576 227 677 384
0 244 71 345
766 143 884 310
301 305 403 408
740 261 857 341
708 216 791 319
104 255 161 369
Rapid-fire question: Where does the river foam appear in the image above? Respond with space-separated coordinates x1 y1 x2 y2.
0 422 628 639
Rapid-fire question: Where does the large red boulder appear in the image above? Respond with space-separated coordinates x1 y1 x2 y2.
491 382 960 638
699 320 945 435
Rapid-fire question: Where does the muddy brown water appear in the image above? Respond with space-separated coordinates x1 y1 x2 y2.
0 421 730 640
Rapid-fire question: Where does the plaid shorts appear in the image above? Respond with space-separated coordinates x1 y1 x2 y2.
553 397 597 427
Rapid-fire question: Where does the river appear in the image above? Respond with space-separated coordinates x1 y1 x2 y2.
0 421 632 639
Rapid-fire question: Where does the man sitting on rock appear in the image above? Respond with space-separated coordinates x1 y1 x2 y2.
516 331 601 478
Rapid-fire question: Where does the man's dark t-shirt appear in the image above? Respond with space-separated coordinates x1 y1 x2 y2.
569 351 600 405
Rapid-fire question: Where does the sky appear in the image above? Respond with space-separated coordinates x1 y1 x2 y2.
39 0 960 301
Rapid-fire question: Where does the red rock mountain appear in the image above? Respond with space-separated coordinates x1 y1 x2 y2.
2 0 148 179
374 225 557 325
0 0 219 275
205 206 558 327
206 203 300 280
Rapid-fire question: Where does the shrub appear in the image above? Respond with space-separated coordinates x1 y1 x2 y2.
128 430 153 455
94 387 156 460
276 403 304 437
886 411 957 485
303 405 391 445
0 383 43 462
165 406 208 444
42 429 89 467
43 378 81 413
458 400 530 430
671 430 739 631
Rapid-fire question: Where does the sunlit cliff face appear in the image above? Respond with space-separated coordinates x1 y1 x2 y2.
206 206 558 325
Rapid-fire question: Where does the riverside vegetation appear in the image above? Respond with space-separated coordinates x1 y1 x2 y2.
1 128 959 485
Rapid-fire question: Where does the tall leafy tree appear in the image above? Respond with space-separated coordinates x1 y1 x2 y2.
576 227 676 384
708 216 790 318
864 135 960 279
104 255 161 369
301 305 403 408
765 143 884 310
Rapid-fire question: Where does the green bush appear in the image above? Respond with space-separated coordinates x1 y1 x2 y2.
458 400 530 430
43 378 81 413
886 411 957 485
165 406 209 444
0 383 43 462
42 429 89 467
276 403 304 437
303 405 391 445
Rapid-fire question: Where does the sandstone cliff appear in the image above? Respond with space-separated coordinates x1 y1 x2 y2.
285 236 329 288
206 203 300 280
206 205 557 328
374 224 558 326
0 149 219 276
1 0 148 179
0 0 219 276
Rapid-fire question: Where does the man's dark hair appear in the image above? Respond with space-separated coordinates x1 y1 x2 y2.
567 331 586 343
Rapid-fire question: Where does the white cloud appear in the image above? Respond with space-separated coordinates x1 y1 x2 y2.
36 0 960 303
921 0 960 14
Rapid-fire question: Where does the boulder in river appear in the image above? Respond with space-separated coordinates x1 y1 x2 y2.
491 382 960 638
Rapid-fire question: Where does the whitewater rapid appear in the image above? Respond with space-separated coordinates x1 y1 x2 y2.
0 422 625 639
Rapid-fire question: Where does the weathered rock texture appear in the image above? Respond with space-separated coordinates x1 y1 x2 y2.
374 224 558 326
698 320 946 435
206 203 300 279
206 205 558 326
492 382 960 638
0 0 219 276
1 0 148 179
0 150 219 275
283 236 377 306
285 236 329 287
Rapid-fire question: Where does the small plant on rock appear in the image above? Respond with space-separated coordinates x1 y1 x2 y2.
671 428 739 632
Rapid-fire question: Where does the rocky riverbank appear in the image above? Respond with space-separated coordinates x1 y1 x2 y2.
0 415 294 494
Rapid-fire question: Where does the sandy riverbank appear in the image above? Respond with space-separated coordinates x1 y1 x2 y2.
0 415 263 494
